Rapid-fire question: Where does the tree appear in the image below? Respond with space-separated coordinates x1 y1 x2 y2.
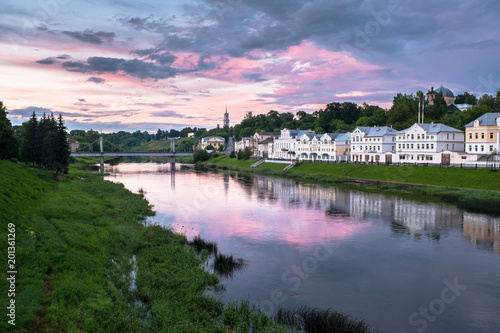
455 92 477 105
0 101 18 159
229 150 236 158
193 149 209 162
427 92 447 120
51 114 70 174
205 144 214 150
478 94 495 109
20 111 38 165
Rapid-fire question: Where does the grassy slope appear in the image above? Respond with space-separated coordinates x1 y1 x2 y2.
0 161 287 332
289 163 500 191
207 156 500 191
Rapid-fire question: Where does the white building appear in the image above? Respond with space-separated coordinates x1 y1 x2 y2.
235 137 254 151
256 138 274 158
351 126 397 163
393 123 464 164
296 133 351 162
271 129 314 160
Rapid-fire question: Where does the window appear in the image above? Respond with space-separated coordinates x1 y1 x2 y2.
469 133 472 139
417 135 420 139
475 145 478 151
481 133 484 139
481 146 484 152
398 144 401 149
446 144 449 149
447 134 449 139
469 146 472 151
426 144 429 149
431 144 434 149
491 145 494 152
417 144 420 149
378 146 380 150
490 133 494 139
411 144 414 149
411 134 414 139
475 133 478 139
452 144 455 150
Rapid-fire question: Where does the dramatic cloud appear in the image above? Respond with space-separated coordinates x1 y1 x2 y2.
86 77 106 84
36 58 56 65
62 30 115 45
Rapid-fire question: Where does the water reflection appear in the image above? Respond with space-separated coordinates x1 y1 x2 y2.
104 164 500 332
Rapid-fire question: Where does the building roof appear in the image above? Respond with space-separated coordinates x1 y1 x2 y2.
202 136 225 142
435 85 454 97
455 104 473 111
258 137 274 145
417 123 462 133
335 133 351 141
355 126 396 137
464 113 500 127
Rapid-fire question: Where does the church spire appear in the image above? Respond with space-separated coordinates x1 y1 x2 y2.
223 104 229 127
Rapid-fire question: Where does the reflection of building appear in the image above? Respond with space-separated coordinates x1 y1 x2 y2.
463 213 500 254
464 113 500 155
392 198 462 234
349 192 394 220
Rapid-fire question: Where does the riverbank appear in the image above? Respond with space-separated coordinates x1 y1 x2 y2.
0 160 291 332
202 156 500 215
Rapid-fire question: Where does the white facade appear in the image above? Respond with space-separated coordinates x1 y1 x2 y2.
393 123 464 164
236 137 254 151
351 126 397 163
271 129 314 160
296 133 351 161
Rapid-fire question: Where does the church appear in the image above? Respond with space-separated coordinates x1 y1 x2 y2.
426 86 455 105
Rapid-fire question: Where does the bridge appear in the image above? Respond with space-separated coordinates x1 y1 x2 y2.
71 137 194 172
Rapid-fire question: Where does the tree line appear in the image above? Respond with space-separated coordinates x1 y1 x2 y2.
0 102 70 174
231 89 500 141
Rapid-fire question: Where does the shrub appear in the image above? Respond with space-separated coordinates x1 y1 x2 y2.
193 149 209 162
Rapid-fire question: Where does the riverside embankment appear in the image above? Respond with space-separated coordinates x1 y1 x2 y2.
203 155 500 215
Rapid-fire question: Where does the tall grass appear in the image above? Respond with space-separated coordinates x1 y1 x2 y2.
275 306 379 333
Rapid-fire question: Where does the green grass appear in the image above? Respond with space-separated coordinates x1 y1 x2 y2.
289 163 500 191
255 162 289 172
275 306 379 333
206 155 257 169
0 160 289 332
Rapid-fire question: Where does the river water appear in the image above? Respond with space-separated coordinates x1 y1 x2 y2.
104 163 500 333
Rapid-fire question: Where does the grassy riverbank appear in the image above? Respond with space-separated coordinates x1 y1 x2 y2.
204 156 500 215
0 160 293 332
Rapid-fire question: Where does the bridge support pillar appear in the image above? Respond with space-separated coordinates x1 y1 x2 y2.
170 138 175 170
100 136 104 173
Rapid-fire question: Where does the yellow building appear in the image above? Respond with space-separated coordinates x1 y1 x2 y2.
464 113 500 154
199 136 225 150
188 132 195 138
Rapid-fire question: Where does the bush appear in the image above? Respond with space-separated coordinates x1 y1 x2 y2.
229 151 236 158
193 149 209 162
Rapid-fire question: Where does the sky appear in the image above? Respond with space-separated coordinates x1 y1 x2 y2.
1 0 500 133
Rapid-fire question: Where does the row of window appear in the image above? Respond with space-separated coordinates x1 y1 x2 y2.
399 134 437 140
352 146 381 151
468 145 495 152
398 143 436 150
399 155 434 161
468 132 495 140
353 137 383 142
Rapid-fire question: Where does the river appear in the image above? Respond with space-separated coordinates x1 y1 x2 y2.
104 162 500 333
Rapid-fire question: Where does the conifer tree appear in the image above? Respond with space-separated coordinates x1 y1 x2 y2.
20 111 38 165
0 101 18 159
